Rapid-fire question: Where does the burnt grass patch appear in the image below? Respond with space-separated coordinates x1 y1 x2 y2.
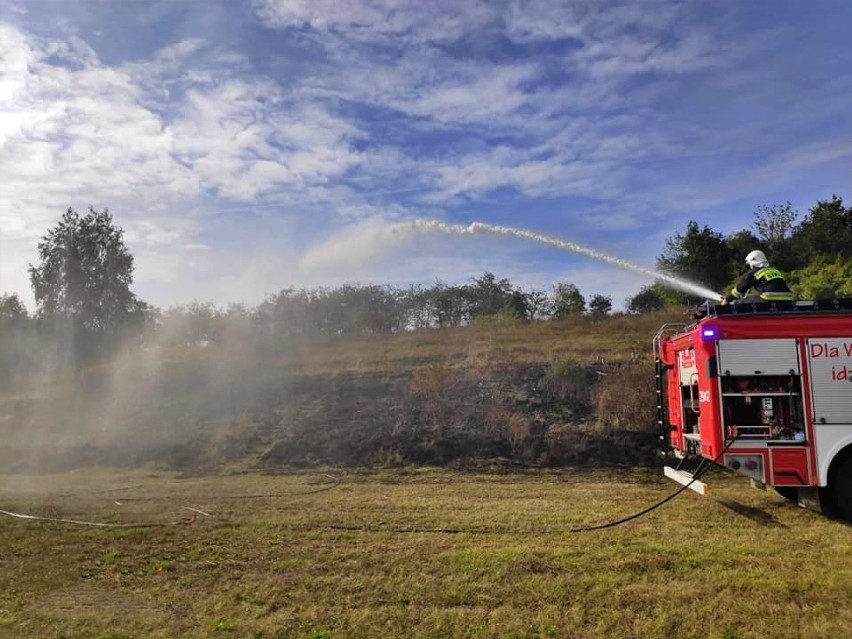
247 361 659 471
1 356 659 473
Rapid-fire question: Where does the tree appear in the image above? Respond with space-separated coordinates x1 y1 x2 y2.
332 284 405 334
399 284 434 329
790 195 852 262
588 294 612 317
749 203 798 272
503 289 531 320
788 256 852 299
0 293 28 324
551 282 585 317
521 288 550 320
468 272 514 319
752 202 798 245
255 287 314 339
28 207 147 356
726 228 762 266
625 285 663 314
161 302 223 347
657 221 734 295
0 293 36 382
429 280 471 327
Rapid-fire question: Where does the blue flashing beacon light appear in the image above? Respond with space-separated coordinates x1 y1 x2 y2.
702 328 717 339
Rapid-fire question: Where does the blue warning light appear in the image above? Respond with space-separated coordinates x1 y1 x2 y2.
702 328 717 338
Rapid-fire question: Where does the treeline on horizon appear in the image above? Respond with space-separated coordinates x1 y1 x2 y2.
1 195 850 380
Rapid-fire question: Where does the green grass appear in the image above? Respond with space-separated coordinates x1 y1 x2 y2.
1 467 850 638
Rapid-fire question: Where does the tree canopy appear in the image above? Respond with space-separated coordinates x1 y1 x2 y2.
787 255 852 299
792 195 852 262
0 293 28 324
625 285 664 314
656 220 735 295
28 207 147 358
588 294 612 317
551 282 586 317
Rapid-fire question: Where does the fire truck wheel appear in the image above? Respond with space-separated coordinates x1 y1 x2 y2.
830 455 852 521
774 487 798 502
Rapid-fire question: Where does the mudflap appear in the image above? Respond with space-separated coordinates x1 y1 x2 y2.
795 487 824 514
774 486 827 515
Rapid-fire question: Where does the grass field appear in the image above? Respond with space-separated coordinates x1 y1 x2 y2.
1 467 850 639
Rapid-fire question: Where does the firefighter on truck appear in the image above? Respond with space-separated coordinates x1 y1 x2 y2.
722 250 794 305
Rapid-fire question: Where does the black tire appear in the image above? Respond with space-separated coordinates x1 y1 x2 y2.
828 455 852 521
774 486 798 502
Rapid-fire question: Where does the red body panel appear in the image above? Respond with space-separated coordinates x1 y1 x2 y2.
771 447 810 486
659 311 852 488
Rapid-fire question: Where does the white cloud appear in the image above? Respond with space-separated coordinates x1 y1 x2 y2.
252 0 495 44
396 63 538 124
0 23 367 215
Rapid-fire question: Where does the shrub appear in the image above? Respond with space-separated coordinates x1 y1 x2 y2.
592 362 656 432
540 357 597 413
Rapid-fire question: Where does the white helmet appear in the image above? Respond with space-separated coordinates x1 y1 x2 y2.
745 249 769 268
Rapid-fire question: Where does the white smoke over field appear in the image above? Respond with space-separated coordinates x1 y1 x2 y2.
0 311 300 474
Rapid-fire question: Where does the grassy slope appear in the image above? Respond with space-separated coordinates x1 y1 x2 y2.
0 310 687 471
287 309 683 374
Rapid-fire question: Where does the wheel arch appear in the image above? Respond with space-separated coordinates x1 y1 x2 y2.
825 440 852 486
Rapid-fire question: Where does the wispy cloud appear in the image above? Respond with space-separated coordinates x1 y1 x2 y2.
252 0 497 44
245 0 732 212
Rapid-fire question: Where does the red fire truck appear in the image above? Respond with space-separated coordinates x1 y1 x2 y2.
654 299 852 520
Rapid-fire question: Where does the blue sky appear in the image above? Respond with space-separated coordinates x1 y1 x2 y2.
1 0 850 310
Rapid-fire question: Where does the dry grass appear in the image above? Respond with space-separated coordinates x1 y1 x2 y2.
592 361 658 432
286 309 687 375
1 467 850 638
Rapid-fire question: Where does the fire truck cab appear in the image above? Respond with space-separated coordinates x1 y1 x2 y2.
654 299 852 520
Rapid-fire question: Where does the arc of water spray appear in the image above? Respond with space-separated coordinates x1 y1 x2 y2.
405 220 723 302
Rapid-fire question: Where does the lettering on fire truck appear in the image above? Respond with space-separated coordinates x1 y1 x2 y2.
810 341 852 381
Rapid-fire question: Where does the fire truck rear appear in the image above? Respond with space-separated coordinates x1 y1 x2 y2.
654 299 852 520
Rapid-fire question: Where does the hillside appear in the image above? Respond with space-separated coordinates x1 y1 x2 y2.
0 309 690 473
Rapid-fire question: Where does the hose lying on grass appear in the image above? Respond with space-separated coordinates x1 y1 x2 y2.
0 474 340 528
0 506 206 527
0 455 735 533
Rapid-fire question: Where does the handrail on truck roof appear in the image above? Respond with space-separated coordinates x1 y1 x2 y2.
657 298 852 347
701 297 852 318
653 323 688 361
